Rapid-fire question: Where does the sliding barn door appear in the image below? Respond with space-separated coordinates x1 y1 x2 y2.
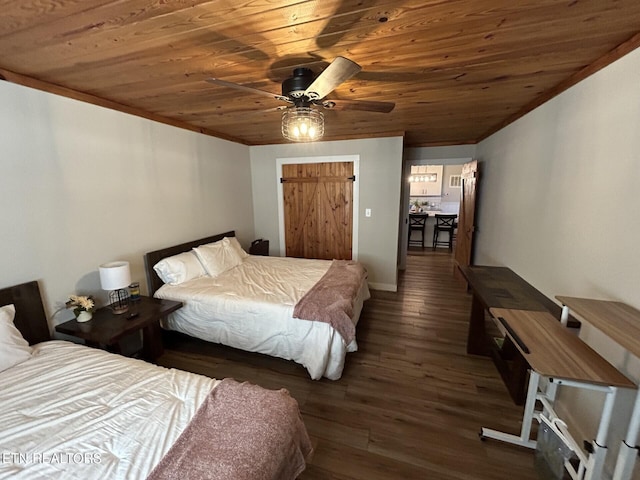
282 162 353 260
454 160 479 283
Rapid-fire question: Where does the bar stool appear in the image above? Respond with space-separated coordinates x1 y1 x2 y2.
408 213 428 248
432 214 457 251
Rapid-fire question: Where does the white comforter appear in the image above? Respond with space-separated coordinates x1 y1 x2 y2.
155 256 370 380
0 341 218 480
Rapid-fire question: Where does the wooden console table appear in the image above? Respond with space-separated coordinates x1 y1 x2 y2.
460 265 577 404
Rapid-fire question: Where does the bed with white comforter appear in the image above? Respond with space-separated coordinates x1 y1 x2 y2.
0 341 217 479
1 279 312 480
155 255 370 380
0 340 313 480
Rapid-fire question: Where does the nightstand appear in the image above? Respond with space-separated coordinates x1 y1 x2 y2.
55 296 182 362
249 238 269 256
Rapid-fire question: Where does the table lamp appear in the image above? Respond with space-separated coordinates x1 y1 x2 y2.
99 261 131 314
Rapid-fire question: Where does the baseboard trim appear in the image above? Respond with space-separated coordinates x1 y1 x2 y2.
368 282 397 292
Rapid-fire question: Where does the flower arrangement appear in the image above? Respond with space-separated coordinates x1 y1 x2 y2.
66 295 95 317
410 199 424 212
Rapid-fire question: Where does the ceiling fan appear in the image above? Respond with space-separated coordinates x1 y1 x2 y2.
206 56 395 113
206 57 395 142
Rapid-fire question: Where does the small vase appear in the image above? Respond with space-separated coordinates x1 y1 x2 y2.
76 311 93 323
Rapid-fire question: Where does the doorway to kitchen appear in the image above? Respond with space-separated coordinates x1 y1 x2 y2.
399 158 471 270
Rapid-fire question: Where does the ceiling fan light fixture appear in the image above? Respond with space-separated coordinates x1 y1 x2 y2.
282 106 324 142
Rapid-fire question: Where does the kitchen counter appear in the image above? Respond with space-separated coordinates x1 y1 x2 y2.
411 211 436 215
409 209 458 215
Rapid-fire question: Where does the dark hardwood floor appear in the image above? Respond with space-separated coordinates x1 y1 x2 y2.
156 249 539 479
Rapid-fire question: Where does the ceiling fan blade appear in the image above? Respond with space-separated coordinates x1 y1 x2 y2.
206 78 291 103
304 56 361 100
327 98 395 113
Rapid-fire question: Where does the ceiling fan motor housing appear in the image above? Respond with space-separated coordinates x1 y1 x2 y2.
282 67 316 100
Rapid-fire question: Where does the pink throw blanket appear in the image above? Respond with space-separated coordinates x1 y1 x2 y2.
293 260 367 345
147 378 313 480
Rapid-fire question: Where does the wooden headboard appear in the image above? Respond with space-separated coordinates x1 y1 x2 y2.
0 280 51 345
144 231 236 296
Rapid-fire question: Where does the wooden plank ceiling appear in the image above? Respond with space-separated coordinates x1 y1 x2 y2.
1 0 639 146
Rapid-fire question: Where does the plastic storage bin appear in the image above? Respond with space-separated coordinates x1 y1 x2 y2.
534 417 576 480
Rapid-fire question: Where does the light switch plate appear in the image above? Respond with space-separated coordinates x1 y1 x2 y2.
365 208 371 217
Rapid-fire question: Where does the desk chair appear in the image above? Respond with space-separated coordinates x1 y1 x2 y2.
408 214 428 248
432 214 457 251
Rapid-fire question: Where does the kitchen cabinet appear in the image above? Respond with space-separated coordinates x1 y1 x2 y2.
409 165 443 196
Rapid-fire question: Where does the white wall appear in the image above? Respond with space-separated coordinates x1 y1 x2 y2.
0 81 254 325
475 46 640 477
404 144 476 163
250 136 404 291
441 164 463 203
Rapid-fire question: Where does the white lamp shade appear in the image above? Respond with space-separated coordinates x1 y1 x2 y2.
99 261 131 290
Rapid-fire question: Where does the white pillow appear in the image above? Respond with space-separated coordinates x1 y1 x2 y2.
225 236 249 259
154 251 206 285
0 304 33 373
193 239 243 278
